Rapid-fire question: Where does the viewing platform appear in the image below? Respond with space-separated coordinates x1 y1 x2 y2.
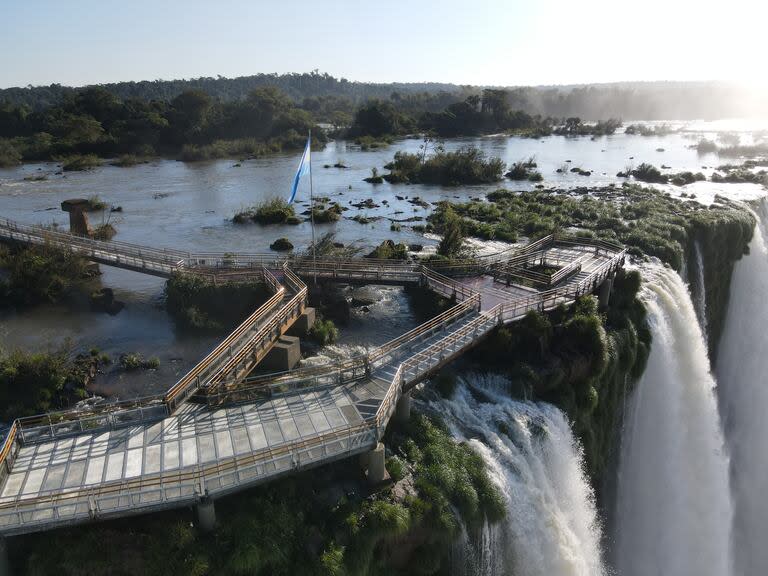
0 217 625 536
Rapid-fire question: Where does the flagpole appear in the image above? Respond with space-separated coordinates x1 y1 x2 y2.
309 129 317 285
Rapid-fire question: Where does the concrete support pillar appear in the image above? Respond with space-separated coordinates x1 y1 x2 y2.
287 307 316 337
366 442 387 485
395 391 411 424
598 275 613 310
0 536 10 576
261 336 301 372
196 497 216 533
60 199 93 237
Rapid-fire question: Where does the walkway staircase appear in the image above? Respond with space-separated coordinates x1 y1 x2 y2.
0 217 626 536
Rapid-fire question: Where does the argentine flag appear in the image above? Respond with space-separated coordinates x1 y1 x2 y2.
288 135 311 204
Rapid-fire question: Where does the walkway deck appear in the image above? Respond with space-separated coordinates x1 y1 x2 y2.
0 218 626 535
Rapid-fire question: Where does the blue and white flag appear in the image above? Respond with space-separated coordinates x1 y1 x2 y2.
288 135 311 204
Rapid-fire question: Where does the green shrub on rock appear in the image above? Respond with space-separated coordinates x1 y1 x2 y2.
309 318 339 346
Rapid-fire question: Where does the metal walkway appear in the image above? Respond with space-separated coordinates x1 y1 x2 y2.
0 218 626 535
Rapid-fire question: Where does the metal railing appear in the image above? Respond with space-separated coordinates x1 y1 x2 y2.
163 269 289 411
197 267 308 396
0 235 625 533
0 217 188 275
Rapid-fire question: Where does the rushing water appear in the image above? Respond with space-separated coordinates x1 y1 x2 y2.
716 199 768 576
431 374 605 576
614 263 733 576
692 239 708 340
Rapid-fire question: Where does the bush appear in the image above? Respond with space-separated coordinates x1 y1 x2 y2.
119 353 160 371
670 171 706 186
386 456 406 482
164 272 270 332
269 237 294 251
120 353 144 371
61 154 101 171
312 204 342 223
384 146 504 186
111 154 148 167
366 240 408 260
505 157 539 181
309 318 339 346
0 138 21 167
92 223 117 240
631 163 667 184
233 198 298 225
0 244 92 306
85 195 107 211
436 205 465 258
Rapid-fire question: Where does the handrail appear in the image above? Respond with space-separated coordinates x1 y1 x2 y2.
163 273 287 408
0 422 18 470
201 267 308 393
0 217 189 263
0 234 627 529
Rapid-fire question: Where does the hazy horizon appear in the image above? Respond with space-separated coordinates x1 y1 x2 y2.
1 0 766 90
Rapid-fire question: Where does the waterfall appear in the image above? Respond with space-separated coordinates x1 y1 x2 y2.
614 263 733 576
432 374 606 576
716 199 768 576
693 239 708 339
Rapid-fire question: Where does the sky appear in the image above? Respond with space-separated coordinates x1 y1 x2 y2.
0 0 765 89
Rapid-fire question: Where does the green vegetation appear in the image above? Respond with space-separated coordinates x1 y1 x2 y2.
554 117 622 136
349 100 415 138
0 86 324 163
616 162 706 186
61 154 101 171
269 237 294 251
111 153 149 167
92 223 117 240
0 347 105 419
0 138 21 167
624 123 675 136
364 167 384 183
383 146 504 186
628 162 667 183
436 205 466 258
85 194 107 210
670 171 706 186
354 135 393 150
233 198 301 225
366 240 409 260
0 244 94 307
471 271 650 480
428 184 754 271
119 353 160 371
712 163 768 185
505 157 542 181
13 408 502 575
312 203 343 223
178 138 287 162
308 317 339 346
164 273 270 332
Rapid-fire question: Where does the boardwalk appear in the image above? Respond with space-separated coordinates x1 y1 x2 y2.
0 218 625 535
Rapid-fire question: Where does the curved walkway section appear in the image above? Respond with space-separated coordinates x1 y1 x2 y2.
0 219 625 536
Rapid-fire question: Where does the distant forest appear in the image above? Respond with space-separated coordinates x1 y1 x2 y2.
1 71 763 120
0 72 764 167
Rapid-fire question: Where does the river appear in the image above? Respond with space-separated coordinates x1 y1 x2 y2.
1 123 767 574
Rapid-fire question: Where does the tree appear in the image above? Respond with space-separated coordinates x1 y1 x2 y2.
437 206 465 258
0 138 21 167
563 117 582 134
350 100 407 137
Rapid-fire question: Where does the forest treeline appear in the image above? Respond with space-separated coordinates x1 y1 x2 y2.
0 83 619 166
1 71 763 120
0 72 763 166
0 86 326 164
